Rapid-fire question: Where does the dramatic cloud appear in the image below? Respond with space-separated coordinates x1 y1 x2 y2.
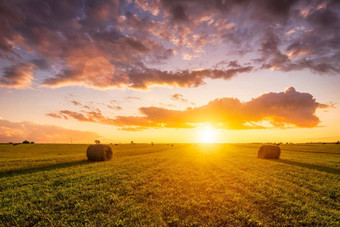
125 65 253 89
0 63 35 88
0 119 99 143
0 0 338 89
48 87 330 130
42 62 252 89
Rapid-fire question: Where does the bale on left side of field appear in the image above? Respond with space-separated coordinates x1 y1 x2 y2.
86 144 113 161
258 145 281 159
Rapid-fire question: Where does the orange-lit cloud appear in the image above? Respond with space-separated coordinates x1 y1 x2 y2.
42 62 252 90
0 119 99 143
286 29 296 35
1 0 338 90
48 87 330 130
288 49 311 59
135 0 160 16
171 93 188 103
0 63 35 88
46 113 65 119
125 66 253 89
316 2 327 10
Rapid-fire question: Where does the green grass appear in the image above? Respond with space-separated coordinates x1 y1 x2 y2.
0 143 339 226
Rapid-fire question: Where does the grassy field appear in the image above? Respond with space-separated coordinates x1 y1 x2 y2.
0 143 339 226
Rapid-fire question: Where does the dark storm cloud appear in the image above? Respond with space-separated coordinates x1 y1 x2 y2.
0 0 339 89
47 88 330 130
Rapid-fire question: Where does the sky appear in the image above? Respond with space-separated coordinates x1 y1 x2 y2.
0 0 340 143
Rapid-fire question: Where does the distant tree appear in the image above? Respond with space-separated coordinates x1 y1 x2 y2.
131 141 134 145
9 142 13 144
22 140 30 144
95 140 100 144
151 142 154 146
30 141 34 144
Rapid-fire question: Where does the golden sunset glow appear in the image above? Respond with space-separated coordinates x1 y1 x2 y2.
197 125 218 143
0 0 339 144
1 2 339 226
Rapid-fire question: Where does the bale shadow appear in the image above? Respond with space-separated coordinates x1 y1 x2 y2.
273 159 340 175
0 160 92 178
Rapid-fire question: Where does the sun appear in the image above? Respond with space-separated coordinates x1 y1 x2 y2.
197 124 218 143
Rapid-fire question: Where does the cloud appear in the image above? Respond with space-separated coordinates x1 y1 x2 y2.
0 0 339 89
135 0 160 16
70 100 82 106
0 119 99 143
120 87 329 130
171 93 188 102
117 126 149 132
124 64 253 89
0 63 35 88
48 109 117 126
171 93 195 105
258 27 340 74
107 105 122 111
42 56 122 89
66 99 112 113
0 0 23 60
47 87 330 130
41 60 252 89
125 96 141 101
46 113 64 119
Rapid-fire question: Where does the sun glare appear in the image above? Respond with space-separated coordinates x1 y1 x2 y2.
197 124 218 143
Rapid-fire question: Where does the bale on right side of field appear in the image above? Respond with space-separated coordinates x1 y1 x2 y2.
258 145 281 159
86 144 113 161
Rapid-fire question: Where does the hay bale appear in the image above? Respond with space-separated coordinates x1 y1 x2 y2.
258 145 281 159
86 144 113 161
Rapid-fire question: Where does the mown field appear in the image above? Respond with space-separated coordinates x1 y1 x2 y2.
0 143 339 226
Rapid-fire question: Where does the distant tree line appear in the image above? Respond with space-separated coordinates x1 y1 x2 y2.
8 140 35 146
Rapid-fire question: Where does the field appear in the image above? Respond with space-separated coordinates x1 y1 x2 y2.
0 143 339 226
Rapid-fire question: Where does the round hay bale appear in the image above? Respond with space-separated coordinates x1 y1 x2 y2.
86 144 113 161
258 145 281 159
